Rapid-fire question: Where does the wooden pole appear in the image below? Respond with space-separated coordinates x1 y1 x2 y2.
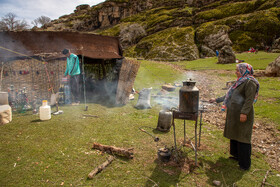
0 62 4 92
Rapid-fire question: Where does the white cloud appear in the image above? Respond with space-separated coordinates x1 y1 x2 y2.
0 0 105 25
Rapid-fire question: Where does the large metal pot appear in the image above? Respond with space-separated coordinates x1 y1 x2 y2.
179 79 199 113
156 109 172 132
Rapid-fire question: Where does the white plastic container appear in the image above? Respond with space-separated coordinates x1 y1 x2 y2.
0 92 9 105
0 105 12 124
39 100 51 120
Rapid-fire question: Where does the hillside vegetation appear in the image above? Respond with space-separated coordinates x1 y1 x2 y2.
42 0 280 61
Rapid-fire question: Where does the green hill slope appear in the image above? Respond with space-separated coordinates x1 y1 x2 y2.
43 0 280 61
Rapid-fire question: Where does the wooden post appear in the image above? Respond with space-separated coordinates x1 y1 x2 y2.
0 62 4 92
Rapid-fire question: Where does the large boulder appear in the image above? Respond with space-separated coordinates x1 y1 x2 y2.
272 38 280 53
200 45 216 58
196 24 232 52
265 55 280 77
127 26 199 61
217 45 236 64
204 29 232 50
75 4 90 13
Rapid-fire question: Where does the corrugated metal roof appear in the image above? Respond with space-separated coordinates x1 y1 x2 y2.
0 31 123 61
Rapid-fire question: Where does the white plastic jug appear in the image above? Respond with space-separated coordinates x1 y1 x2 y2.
39 100 51 120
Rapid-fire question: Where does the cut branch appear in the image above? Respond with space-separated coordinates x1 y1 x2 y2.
92 142 134 159
261 170 271 187
88 156 115 179
83 114 99 118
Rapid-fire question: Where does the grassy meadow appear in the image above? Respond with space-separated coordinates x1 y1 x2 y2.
0 52 279 186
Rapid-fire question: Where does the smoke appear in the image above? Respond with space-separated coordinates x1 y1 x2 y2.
149 71 199 111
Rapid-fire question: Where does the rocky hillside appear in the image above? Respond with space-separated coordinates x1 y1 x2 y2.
42 0 280 61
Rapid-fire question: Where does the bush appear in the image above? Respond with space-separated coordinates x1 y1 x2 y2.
119 23 146 48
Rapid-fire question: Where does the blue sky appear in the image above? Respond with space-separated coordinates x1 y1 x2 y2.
0 0 105 25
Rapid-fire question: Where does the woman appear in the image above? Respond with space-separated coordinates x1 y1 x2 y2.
210 63 259 170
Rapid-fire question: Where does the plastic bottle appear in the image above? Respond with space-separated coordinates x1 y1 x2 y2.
39 100 51 120
58 85 65 105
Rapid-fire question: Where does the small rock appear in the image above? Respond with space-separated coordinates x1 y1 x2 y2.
269 151 276 155
213 180 221 186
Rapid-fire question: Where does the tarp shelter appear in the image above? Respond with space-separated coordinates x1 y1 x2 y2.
0 31 140 105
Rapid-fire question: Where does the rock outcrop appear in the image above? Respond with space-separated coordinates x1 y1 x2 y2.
265 55 280 77
217 45 236 64
42 0 280 61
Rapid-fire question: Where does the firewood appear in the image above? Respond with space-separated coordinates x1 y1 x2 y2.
88 156 115 179
92 142 134 159
261 170 271 187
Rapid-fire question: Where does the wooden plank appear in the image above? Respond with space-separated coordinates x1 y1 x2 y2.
115 58 140 105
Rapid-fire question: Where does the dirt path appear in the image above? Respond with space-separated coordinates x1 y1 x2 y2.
160 61 280 171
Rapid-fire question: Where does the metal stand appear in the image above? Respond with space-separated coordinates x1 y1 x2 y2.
172 110 203 166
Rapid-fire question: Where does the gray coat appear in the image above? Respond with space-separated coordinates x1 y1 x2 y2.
216 79 258 144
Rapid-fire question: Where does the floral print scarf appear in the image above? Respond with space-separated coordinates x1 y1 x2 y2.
222 63 260 111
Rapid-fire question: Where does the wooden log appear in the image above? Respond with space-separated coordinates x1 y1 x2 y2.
88 156 115 179
92 142 134 159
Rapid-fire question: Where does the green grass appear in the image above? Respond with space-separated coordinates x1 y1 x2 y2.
0 53 280 186
1 105 279 186
174 51 280 70
255 77 280 129
134 60 185 94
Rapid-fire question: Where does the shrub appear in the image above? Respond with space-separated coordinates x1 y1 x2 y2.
119 23 147 48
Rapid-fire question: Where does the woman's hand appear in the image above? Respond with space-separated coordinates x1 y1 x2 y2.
240 114 247 122
209 98 216 103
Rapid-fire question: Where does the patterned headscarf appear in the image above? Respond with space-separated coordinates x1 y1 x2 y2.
222 63 260 111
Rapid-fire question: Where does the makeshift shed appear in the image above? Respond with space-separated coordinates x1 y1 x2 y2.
0 31 140 106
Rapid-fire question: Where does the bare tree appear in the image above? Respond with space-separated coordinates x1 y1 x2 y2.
0 21 8 31
0 13 29 31
32 16 51 27
1 13 18 31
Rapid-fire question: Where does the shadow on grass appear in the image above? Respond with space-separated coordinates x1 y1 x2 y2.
31 119 43 123
145 158 184 187
201 156 246 186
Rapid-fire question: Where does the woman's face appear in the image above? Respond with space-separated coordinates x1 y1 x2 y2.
235 66 242 78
